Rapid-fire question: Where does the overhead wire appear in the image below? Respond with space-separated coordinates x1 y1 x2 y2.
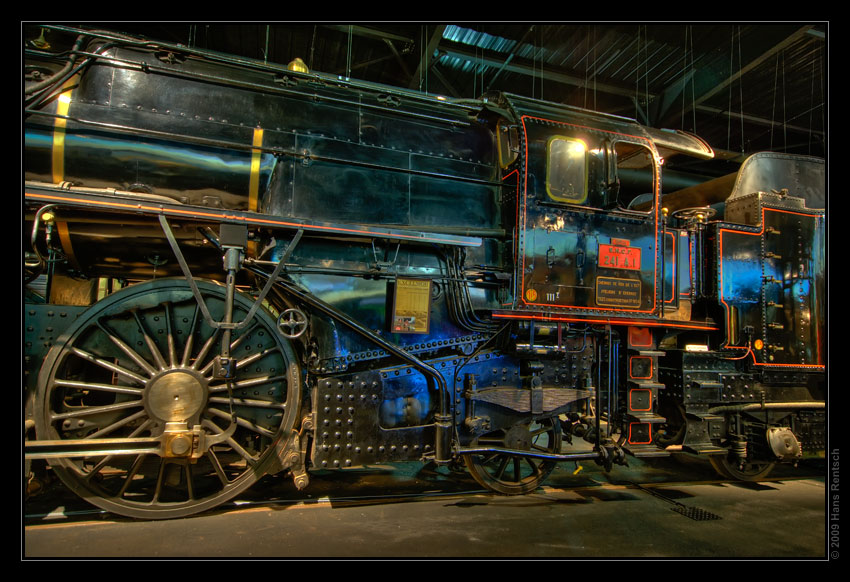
737 26 744 152
771 52 779 150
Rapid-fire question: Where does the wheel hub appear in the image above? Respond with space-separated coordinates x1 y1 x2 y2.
35 278 302 519
503 424 531 450
145 369 208 424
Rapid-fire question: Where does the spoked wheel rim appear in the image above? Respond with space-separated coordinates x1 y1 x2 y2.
464 417 562 495
709 454 776 481
35 278 301 519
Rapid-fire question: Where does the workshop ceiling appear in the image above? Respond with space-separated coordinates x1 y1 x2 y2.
26 23 827 178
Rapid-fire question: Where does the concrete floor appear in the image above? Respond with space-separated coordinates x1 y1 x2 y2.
23 455 828 559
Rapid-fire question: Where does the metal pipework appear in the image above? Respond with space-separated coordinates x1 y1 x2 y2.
707 401 825 414
258 272 454 464
159 214 303 332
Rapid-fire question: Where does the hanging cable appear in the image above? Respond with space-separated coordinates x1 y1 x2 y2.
782 49 787 151
737 26 744 152
771 52 778 150
808 51 816 155
819 46 825 145
539 25 544 101
644 25 649 117
727 27 734 152
309 25 317 70
690 25 696 132
593 27 597 111
681 26 687 131
346 25 353 80
583 26 589 108
635 26 640 120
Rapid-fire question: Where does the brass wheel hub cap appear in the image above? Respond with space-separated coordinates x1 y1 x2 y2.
145 369 208 424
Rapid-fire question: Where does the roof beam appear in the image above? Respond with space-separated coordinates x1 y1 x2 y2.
439 38 643 99
660 25 815 127
322 24 415 46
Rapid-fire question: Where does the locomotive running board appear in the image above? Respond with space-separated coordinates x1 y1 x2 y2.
24 183 483 248
492 310 718 331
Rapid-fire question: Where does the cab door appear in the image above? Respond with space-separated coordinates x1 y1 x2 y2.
516 116 660 316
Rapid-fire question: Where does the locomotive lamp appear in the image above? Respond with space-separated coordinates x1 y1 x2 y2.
287 57 309 73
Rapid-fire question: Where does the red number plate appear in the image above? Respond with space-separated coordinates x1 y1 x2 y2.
598 244 641 270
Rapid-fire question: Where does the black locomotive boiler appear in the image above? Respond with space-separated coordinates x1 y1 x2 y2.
24 27 826 519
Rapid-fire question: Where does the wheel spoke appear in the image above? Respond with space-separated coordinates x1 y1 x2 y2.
152 459 167 503
206 448 233 486
49 399 144 421
83 409 149 440
228 322 260 352
206 406 276 439
132 309 168 371
494 456 510 479
202 419 260 464
529 425 550 438
185 463 195 500
96 321 158 377
53 379 144 396
465 418 561 495
36 279 301 519
193 328 221 372
208 374 289 393
164 302 178 368
68 347 149 385
116 454 148 496
208 396 286 410
181 304 201 368
235 346 281 370
83 418 156 477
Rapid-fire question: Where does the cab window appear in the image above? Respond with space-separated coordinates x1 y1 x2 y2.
546 136 587 204
611 141 656 212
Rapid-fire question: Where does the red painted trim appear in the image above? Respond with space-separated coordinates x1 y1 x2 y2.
628 326 653 347
679 230 691 298
718 206 825 369
664 230 676 304
629 356 653 380
517 115 660 315
629 388 653 412
628 422 653 445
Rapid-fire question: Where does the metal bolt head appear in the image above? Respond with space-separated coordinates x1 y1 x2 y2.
170 436 191 455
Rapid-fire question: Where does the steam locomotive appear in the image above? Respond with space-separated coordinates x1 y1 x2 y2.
24 26 826 519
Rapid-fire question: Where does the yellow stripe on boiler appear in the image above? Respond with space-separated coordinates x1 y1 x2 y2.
248 128 264 213
52 89 73 184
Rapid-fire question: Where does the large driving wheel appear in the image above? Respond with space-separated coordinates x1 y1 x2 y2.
34 278 302 519
464 417 562 495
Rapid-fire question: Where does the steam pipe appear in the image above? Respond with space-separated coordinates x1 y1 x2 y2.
707 401 825 414
25 34 87 95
